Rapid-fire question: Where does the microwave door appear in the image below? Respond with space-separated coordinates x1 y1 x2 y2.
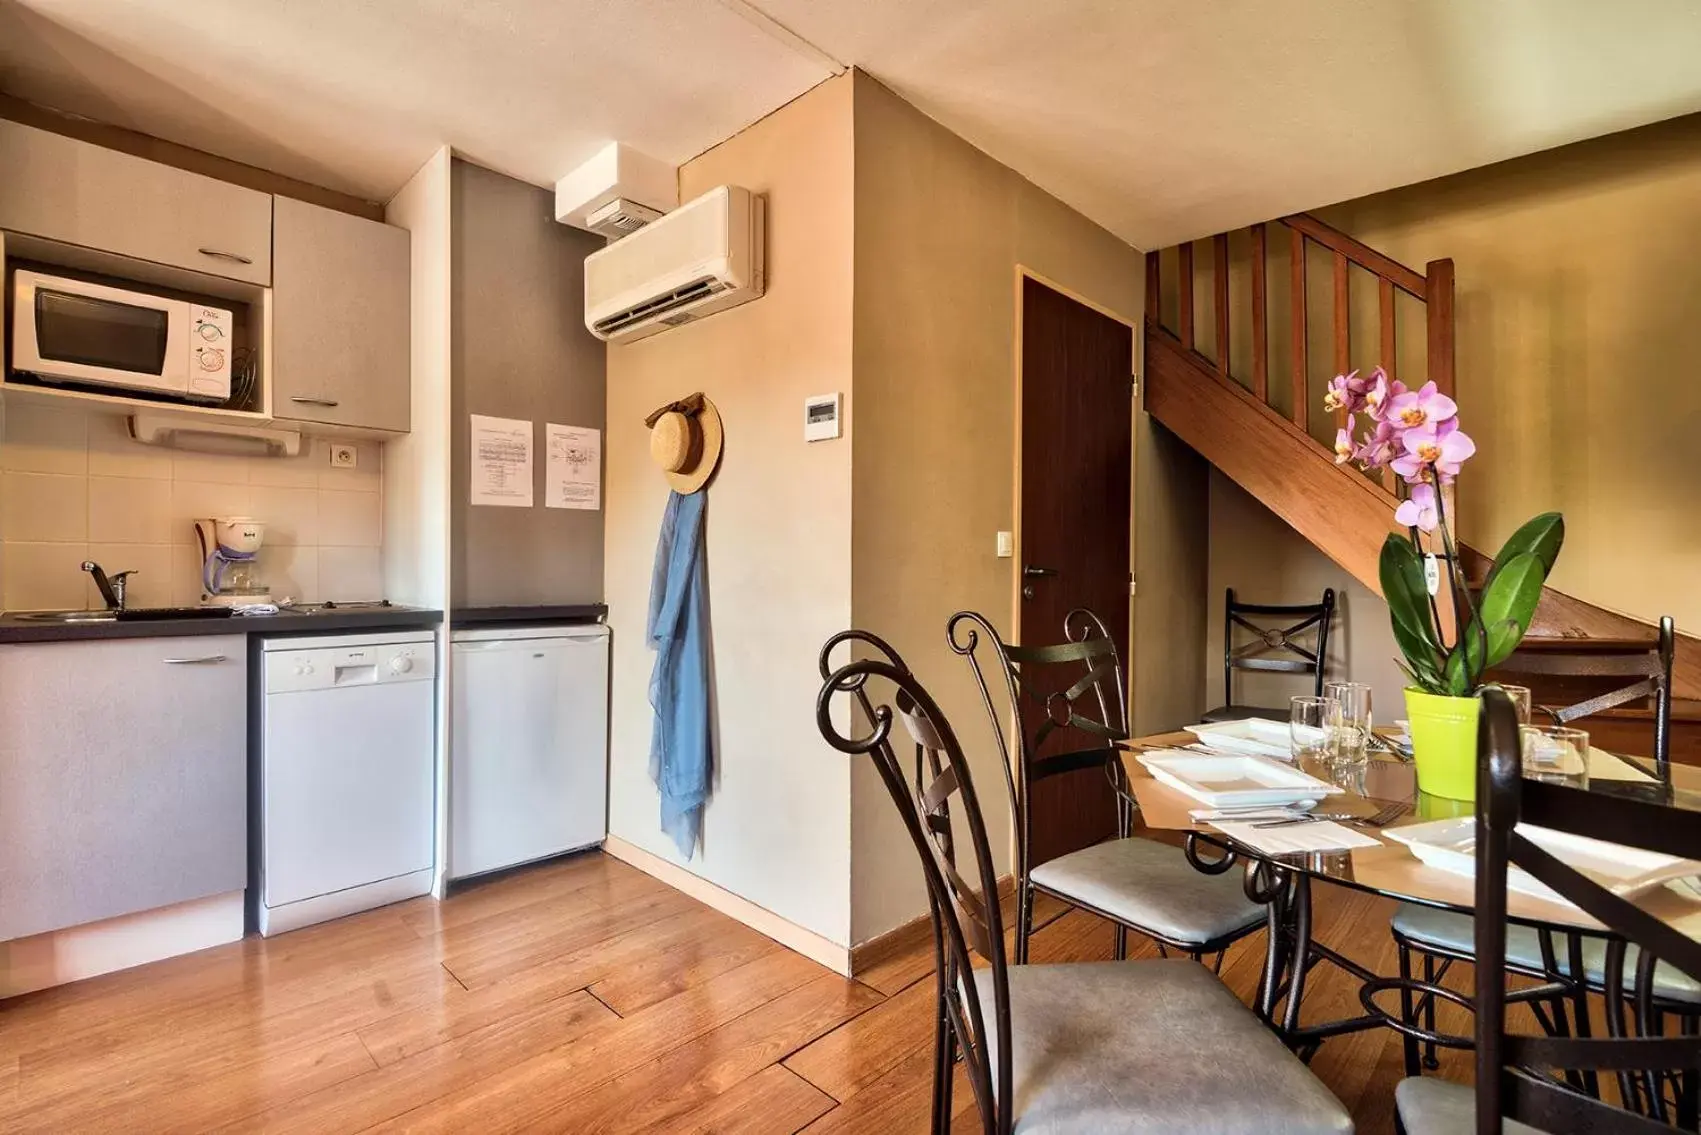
11 272 190 396
35 290 170 377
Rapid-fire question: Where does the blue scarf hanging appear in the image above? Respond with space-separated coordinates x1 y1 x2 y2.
646 488 712 858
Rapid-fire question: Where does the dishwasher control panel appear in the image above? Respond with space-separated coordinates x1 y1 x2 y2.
264 636 436 694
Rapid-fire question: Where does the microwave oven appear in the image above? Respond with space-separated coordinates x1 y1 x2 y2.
9 269 233 404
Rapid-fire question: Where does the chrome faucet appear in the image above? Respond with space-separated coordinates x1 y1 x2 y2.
81 561 136 611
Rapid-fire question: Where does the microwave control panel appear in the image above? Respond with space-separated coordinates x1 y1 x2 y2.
188 305 234 399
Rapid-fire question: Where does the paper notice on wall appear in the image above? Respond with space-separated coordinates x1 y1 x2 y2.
545 424 601 510
469 414 533 507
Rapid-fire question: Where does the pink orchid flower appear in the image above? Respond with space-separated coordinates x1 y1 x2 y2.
1352 418 1397 469
1362 370 1399 422
1386 380 1458 432
1323 370 1368 415
1391 418 1476 483
1333 418 1357 464
1394 482 1439 532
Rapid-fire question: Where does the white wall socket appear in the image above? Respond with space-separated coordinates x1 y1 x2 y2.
329 444 358 469
995 531 1014 558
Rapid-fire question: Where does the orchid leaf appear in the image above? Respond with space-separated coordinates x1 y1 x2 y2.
1380 535 1446 692
1450 550 1547 689
1445 618 1522 693
1484 512 1564 592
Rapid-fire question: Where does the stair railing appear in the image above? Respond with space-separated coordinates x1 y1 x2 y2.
1145 214 1454 497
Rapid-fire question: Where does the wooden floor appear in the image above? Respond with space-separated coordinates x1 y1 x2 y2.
0 851 1475 1133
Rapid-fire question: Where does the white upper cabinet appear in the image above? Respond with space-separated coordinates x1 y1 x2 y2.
0 120 272 286
270 195 410 433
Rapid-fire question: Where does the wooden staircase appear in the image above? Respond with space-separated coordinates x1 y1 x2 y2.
1143 213 1701 720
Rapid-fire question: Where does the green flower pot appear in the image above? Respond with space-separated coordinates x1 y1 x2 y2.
1404 688 1481 802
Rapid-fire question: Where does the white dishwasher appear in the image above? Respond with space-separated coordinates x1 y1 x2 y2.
449 624 609 880
256 631 437 935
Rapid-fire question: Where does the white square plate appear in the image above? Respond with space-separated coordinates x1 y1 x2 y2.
1137 750 1342 808
1184 719 1297 760
1385 818 1701 909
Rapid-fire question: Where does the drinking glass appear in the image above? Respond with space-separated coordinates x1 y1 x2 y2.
1325 681 1373 766
1521 725 1590 788
1487 683 1532 725
1290 695 1336 775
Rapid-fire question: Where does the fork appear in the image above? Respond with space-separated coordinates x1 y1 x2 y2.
1360 800 1410 828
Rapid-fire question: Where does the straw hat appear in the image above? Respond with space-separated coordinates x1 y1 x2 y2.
645 392 723 494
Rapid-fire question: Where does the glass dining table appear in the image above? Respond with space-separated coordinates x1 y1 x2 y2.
1119 731 1701 1054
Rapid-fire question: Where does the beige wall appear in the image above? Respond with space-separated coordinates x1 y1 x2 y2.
1313 113 1701 633
0 401 384 610
604 76 856 946
1206 470 1406 716
849 74 1186 943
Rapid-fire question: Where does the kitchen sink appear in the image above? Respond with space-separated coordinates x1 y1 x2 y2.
13 610 117 623
10 607 235 623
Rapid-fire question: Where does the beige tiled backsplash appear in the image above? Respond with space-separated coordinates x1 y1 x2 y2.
0 402 385 611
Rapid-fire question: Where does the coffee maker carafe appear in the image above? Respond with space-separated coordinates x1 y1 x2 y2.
194 517 270 606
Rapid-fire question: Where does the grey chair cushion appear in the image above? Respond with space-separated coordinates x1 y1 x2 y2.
1392 903 1701 1005
972 960 1352 1134
1201 704 1288 723
1029 837 1266 947
1395 1076 1548 1134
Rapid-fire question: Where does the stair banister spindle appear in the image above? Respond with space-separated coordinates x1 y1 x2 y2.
1332 251 1350 426
1378 278 1398 491
1250 223 1268 401
1177 241 1195 349
1290 227 1308 432
1214 233 1230 377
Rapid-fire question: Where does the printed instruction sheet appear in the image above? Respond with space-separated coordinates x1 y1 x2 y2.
469 414 533 507
545 424 601 510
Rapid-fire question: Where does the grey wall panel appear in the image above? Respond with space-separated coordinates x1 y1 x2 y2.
450 160 607 607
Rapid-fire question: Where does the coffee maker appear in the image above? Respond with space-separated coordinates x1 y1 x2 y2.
194 517 270 606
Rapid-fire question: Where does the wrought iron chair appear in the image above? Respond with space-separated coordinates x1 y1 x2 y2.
1385 687 1701 1133
816 632 1353 1135
1391 616 1684 1075
948 609 1266 966
1202 587 1337 723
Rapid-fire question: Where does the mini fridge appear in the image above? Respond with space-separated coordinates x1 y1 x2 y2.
449 624 610 880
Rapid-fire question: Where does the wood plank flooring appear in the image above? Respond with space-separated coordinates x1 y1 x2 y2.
0 851 1476 1132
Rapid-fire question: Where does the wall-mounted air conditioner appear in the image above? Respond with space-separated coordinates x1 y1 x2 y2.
584 185 765 343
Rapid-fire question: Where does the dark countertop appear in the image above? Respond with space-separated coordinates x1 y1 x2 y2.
0 605 443 644
450 604 606 627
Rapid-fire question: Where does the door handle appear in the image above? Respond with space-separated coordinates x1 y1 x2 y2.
1022 565 1058 579
197 247 255 265
163 655 228 665
290 396 341 407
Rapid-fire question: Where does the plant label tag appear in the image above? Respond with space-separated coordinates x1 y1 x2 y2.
1424 553 1442 596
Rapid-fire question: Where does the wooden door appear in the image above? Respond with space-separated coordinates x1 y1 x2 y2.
1018 276 1133 866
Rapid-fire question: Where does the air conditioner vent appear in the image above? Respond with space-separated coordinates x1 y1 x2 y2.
584 185 765 343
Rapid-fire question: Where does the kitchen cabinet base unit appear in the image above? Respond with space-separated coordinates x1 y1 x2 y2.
0 636 247 943
0 891 243 999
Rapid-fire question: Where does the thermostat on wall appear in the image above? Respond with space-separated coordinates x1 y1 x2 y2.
804 392 842 441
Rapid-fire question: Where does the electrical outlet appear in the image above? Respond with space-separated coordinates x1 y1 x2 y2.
329 444 358 469
995 531 1014 558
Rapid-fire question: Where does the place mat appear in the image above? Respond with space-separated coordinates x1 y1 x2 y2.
1589 747 1657 783
1208 819 1383 856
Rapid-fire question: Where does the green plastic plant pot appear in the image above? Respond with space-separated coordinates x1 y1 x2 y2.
1404 687 1481 802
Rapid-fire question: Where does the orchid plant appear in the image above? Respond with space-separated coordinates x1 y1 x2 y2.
1324 368 1564 698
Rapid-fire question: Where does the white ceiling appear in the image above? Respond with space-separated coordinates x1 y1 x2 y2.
4 0 1701 247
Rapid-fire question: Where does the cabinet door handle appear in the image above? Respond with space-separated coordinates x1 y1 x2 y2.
289 396 341 408
198 247 254 265
163 655 228 665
